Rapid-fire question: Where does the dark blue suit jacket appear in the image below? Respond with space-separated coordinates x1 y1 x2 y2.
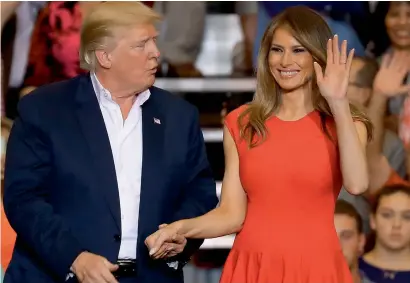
3 74 218 283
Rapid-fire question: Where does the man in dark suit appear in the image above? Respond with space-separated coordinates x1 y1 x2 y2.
3 2 218 283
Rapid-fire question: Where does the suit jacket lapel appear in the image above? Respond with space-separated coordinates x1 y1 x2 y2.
138 89 165 241
75 74 121 231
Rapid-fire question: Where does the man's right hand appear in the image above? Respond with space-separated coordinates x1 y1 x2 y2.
71 252 119 283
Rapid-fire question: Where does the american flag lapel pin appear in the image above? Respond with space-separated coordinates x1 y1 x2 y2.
153 117 161 124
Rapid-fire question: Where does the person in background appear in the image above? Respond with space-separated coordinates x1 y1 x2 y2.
371 2 410 153
0 2 20 28
370 1 410 58
360 185 410 283
334 200 374 283
4 1 46 120
1 118 15 272
339 54 409 234
0 3 19 275
1 1 21 117
146 6 372 283
366 52 410 190
231 1 257 77
349 56 407 179
152 1 206 77
1 200 16 273
20 1 100 94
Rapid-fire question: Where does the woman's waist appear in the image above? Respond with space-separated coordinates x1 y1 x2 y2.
242 207 335 228
236 218 339 249
233 228 340 253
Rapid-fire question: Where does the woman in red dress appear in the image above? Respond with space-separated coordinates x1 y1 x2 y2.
146 6 373 282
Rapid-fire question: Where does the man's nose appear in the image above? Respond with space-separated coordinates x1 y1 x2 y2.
150 41 160 59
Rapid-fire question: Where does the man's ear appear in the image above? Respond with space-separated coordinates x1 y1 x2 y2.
95 49 112 69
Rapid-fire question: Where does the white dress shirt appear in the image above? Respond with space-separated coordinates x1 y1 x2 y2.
91 73 150 260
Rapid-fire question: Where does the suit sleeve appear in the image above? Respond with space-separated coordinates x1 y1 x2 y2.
3 98 85 280
170 107 218 267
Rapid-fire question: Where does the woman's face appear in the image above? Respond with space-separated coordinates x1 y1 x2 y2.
385 2 410 50
371 192 410 251
268 27 314 92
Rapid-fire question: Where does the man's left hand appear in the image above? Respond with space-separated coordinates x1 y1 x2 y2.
145 223 187 259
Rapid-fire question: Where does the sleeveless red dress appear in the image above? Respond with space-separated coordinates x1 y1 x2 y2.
220 105 353 283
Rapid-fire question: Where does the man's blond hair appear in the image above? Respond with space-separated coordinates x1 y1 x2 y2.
80 1 161 71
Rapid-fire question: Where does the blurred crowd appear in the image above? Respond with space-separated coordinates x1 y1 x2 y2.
1 1 410 283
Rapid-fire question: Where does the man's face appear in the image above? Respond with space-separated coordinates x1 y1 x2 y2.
346 59 372 108
106 23 160 95
334 214 365 268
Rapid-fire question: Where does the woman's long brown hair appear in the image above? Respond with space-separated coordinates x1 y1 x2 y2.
238 6 373 148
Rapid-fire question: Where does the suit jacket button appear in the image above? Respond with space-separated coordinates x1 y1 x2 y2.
114 234 121 242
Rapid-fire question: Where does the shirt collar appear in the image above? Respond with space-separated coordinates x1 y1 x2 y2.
90 72 151 107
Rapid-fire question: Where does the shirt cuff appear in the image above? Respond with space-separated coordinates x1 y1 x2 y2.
167 260 179 270
65 272 74 281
